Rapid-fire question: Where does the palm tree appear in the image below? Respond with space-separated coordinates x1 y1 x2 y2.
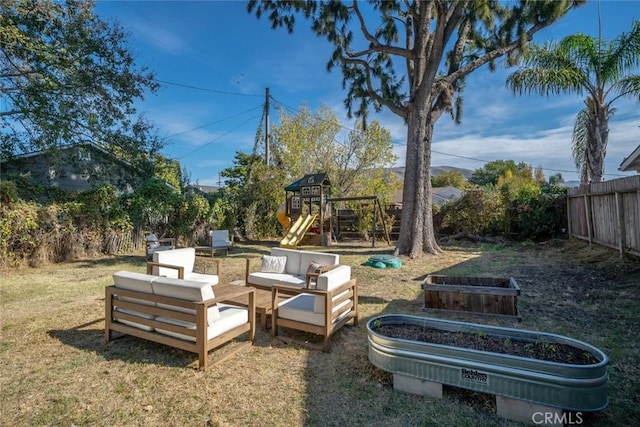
507 20 640 183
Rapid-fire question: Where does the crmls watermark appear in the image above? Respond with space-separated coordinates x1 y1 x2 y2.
532 412 583 425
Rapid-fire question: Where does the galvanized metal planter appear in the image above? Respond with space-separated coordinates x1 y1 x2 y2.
367 314 609 412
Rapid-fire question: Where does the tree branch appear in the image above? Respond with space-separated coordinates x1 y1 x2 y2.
444 22 551 86
348 0 411 59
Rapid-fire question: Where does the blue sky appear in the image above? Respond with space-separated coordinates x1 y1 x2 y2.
95 0 640 186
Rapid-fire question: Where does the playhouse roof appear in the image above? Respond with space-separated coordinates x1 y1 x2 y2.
285 173 330 191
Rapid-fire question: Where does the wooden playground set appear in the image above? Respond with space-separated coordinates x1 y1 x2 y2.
276 173 392 248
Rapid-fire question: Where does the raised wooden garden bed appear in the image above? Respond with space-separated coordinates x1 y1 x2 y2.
422 275 520 319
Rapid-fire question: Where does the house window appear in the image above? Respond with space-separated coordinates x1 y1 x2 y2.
78 150 91 162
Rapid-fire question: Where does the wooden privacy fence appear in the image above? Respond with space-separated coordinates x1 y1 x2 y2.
567 175 640 258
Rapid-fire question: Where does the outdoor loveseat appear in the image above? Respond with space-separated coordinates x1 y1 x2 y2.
245 247 351 291
245 247 357 351
105 271 255 369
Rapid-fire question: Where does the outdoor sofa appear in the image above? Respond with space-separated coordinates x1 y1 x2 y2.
105 271 255 369
245 247 357 351
244 247 351 291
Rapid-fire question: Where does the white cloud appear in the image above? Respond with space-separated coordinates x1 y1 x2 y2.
128 20 190 56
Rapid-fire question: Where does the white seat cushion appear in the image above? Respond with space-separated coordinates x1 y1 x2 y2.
114 307 155 331
155 304 248 342
248 272 306 288
184 272 219 286
278 294 352 326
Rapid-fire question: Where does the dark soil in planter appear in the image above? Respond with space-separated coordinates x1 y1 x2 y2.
375 324 598 365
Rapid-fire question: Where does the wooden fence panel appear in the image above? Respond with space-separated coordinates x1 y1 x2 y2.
624 191 639 250
567 175 640 258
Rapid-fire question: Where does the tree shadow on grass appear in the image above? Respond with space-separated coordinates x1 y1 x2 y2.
65 255 147 269
47 319 193 368
47 318 266 370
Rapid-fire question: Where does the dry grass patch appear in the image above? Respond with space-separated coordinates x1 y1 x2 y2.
1 239 638 426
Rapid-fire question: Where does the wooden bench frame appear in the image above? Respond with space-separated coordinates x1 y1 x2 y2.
105 285 255 370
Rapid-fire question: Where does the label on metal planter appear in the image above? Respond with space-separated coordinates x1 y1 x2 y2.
460 368 489 385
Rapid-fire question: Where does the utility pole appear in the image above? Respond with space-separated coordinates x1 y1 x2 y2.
265 87 270 166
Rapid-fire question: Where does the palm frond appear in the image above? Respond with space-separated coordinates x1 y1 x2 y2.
571 106 590 170
600 20 640 84
609 75 640 101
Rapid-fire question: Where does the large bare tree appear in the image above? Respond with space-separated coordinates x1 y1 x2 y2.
248 0 583 257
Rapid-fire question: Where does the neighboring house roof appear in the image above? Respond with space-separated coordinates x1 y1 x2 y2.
1 142 144 194
2 141 138 170
189 184 220 194
432 186 464 205
390 185 464 206
619 145 640 173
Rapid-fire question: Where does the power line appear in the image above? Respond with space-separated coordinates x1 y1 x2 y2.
154 79 262 97
164 105 264 139
270 96 361 135
430 150 629 178
177 115 260 160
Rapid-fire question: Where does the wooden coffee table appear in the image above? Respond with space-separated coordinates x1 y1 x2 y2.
223 282 280 331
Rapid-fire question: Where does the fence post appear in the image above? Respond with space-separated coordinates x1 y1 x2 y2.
566 196 573 239
615 192 627 259
583 193 593 246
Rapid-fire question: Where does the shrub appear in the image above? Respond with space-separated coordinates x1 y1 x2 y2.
0 200 40 268
0 180 19 206
508 183 568 241
436 188 503 236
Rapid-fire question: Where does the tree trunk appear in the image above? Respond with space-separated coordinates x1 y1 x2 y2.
395 106 440 258
588 103 608 182
421 120 442 254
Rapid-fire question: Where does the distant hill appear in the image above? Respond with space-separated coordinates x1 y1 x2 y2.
388 166 473 181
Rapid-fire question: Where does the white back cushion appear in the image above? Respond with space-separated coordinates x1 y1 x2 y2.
112 271 156 306
153 247 196 277
316 265 351 291
314 265 352 313
211 230 231 246
299 251 339 276
271 247 302 275
113 271 155 292
151 276 219 323
155 304 248 342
